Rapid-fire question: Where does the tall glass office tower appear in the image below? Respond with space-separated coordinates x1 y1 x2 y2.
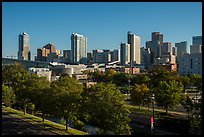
71 32 87 64
18 32 31 60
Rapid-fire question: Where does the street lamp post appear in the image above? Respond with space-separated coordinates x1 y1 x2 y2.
150 90 155 134
128 79 131 100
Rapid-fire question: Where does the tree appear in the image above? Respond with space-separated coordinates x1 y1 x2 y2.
86 83 132 135
90 70 104 82
181 95 194 115
189 74 202 91
2 84 16 107
179 75 191 92
2 63 30 89
112 72 130 87
103 69 115 82
148 66 178 88
155 80 183 115
130 84 150 106
50 75 83 131
2 63 31 111
130 74 150 86
26 74 51 120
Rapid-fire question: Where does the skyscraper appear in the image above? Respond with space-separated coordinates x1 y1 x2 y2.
175 41 187 62
127 31 140 65
71 33 87 64
145 32 164 65
190 36 202 54
161 42 172 55
152 32 163 57
18 32 31 60
36 43 57 62
152 32 163 43
120 42 130 66
193 36 202 45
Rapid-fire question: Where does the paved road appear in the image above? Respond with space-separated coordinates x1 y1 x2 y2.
2 111 58 135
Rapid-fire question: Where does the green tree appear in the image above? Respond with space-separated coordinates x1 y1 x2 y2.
2 63 30 89
103 69 115 82
90 70 104 82
130 74 150 86
2 84 16 107
179 75 191 92
181 95 194 115
50 75 83 131
189 74 202 91
130 84 150 106
2 63 31 111
155 80 183 115
26 74 51 120
148 66 178 88
112 72 130 87
86 83 131 135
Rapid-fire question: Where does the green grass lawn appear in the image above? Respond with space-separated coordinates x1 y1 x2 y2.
2 105 88 135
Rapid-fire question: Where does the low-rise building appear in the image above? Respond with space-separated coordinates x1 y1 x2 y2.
29 67 52 81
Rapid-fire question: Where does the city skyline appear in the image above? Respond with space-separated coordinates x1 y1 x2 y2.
2 2 202 59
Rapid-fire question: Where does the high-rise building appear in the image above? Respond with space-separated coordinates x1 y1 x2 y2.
161 42 172 55
145 32 163 64
71 33 87 64
110 49 120 62
127 31 140 65
140 47 151 68
36 43 57 62
179 53 202 76
152 32 163 57
92 49 111 64
87 52 93 64
172 47 177 56
146 41 160 60
120 42 130 66
193 36 202 45
190 36 202 54
190 45 202 54
63 50 71 59
175 41 187 62
152 32 163 44
44 43 56 53
18 32 31 60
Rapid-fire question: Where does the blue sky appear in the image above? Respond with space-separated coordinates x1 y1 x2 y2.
2 2 202 59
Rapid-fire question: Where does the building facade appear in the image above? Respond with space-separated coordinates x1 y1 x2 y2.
175 41 187 62
36 43 57 62
29 67 52 81
127 31 140 65
193 36 202 45
120 43 130 66
18 32 31 60
92 49 111 64
140 47 151 68
190 45 202 54
178 53 202 76
161 42 172 55
71 32 87 64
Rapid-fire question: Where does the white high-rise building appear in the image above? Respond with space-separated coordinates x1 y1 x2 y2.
18 32 31 60
71 33 87 64
127 31 141 65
